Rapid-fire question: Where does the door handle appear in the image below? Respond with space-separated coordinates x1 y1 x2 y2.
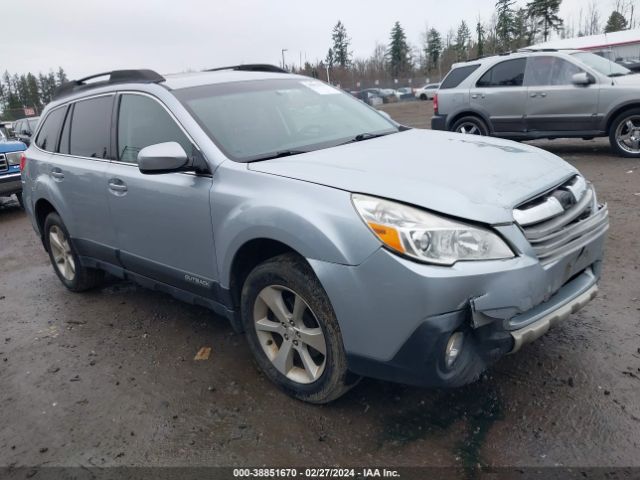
108 179 128 194
471 93 485 99
50 168 64 180
530 93 537 98
540 92 547 98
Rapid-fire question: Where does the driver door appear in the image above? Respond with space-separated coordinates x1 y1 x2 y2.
106 93 218 298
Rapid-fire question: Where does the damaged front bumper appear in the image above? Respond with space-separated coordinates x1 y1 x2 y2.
309 220 607 388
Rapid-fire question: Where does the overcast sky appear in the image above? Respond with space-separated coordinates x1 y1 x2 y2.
1 0 600 79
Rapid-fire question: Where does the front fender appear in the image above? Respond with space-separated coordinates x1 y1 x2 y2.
211 163 380 288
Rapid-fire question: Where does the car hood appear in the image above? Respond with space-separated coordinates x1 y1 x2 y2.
612 73 640 85
248 129 577 224
0 140 27 153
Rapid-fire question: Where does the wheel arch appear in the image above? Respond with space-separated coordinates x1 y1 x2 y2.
34 198 58 247
604 102 640 134
228 238 305 311
447 110 492 133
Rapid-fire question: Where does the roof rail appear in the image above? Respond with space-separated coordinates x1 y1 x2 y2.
518 48 564 52
53 69 165 101
205 64 287 73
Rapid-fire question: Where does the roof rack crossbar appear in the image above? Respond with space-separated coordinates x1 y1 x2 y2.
205 64 287 73
53 69 165 101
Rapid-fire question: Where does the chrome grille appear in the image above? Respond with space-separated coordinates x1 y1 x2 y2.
514 176 609 265
0 154 7 172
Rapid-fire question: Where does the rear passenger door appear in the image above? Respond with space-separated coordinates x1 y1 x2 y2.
106 92 218 298
35 96 117 264
470 58 528 134
524 56 600 133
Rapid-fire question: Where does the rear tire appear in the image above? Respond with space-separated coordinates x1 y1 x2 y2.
451 116 489 136
419 94 427 101
44 213 104 292
609 108 640 157
241 253 358 403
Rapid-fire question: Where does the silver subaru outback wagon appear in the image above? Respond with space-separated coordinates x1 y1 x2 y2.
432 49 640 158
21 65 609 403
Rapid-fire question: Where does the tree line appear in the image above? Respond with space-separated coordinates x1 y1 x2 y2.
0 68 68 121
298 0 638 89
1 0 637 119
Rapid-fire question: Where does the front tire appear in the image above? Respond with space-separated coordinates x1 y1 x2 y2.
44 213 104 292
419 93 427 101
15 192 24 209
609 109 640 157
451 116 489 136
241 253 358 403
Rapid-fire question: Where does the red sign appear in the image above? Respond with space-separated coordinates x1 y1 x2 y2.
23 107 35 116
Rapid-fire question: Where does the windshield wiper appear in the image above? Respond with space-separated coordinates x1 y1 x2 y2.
338 131 395 146
247 150 308 162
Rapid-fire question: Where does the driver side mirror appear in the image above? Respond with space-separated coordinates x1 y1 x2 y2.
572 72 595 86
22 130 31 136
138 142 189 174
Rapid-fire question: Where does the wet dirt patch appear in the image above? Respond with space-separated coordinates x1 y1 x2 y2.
380 381 503 469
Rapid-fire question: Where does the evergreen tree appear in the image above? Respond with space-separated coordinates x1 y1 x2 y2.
387 21 412 77
455 21 471 60
476 21 485 57
513 7 536 48
496 0 516 52
605 11 628 32
331 21 352 68
325 48 335 69
56 67 68 84
25 73 41 112
425 28 443 70
527 0 563 42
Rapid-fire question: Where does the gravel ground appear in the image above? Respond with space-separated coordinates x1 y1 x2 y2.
1 100 639 472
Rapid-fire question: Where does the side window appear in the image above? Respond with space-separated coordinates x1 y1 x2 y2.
69 96 113 159
15 121 23 134
477 59 526 87
525 56 556 86
34 107 66 152
440 65 481 89
550 58 583 85
28 118 39 133
525 57 583 86
117 94 192 164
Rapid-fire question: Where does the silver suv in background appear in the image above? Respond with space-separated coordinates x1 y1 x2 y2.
22 66 608 403
431 49 640 157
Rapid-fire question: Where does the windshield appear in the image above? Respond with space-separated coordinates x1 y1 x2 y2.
174 78 398 162
571 52 631 77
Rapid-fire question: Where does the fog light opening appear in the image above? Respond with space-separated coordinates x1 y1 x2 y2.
445 332 465 369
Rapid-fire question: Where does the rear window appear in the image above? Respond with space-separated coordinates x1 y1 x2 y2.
69 96 113 159
35 108 66 152
476 58 526 87
440 65 480 89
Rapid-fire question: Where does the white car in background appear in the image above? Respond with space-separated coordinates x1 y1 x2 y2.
415 83 440 100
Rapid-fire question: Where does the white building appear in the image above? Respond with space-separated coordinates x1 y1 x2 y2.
531 29 640 61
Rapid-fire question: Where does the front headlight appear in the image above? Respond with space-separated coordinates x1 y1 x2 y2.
352 194 514 266
6 151 22 166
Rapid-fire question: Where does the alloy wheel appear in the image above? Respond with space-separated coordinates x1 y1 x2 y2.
456 122 482 135
253 285 327 384
615 116 640 154
49 225 75 281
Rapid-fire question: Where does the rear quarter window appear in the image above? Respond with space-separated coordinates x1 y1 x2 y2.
440 65 481 89
35 108 67 152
